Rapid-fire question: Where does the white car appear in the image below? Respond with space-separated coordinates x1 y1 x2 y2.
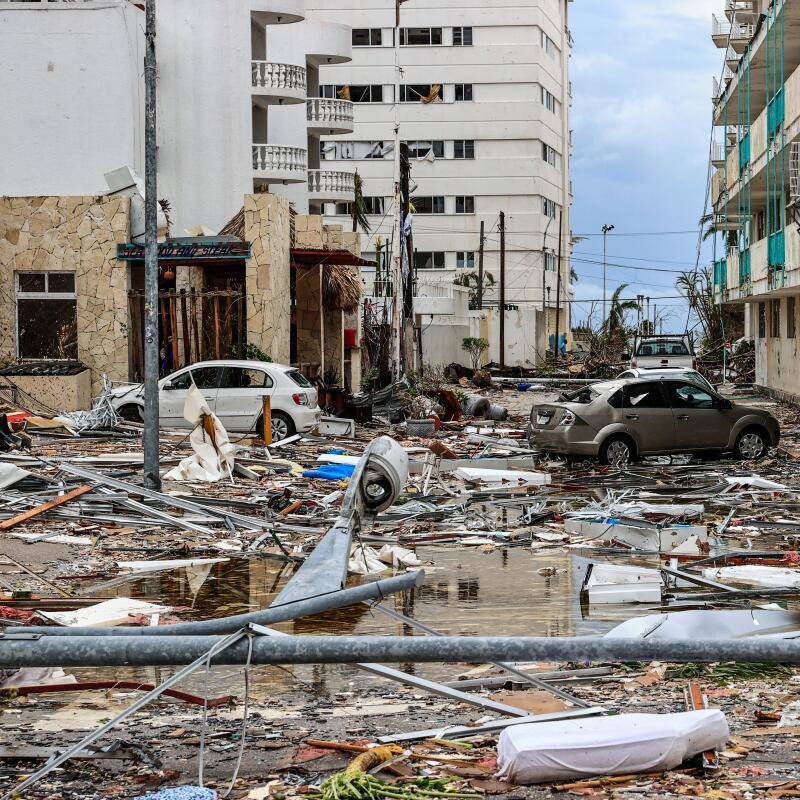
109 360 321 440
616 366 716 395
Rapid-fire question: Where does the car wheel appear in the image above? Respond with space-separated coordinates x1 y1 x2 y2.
270 411 296 442
117 404 143 422
599 435 635 466
735 427 768 460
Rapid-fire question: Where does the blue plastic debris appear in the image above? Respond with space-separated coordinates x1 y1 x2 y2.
326 448 346 455
135 788 216 800
303 463 356 480
517 383 533 392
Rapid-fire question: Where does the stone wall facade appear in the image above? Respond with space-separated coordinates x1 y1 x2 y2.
295 265 323 370
243 194 291 364
0 195 131 395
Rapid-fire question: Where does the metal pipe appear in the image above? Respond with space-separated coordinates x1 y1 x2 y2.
143 0 161 491
3 634 800 668
18 571 424 637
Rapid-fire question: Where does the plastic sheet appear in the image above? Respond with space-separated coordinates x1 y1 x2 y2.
496 710 729 784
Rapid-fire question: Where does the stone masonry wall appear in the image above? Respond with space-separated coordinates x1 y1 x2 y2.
0 196 131 394
243 194 291 364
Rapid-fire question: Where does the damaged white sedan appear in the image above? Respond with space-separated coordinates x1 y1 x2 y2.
108 359 321 440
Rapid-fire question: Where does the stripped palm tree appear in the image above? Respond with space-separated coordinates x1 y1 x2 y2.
606 283 638 334
351 171 371 234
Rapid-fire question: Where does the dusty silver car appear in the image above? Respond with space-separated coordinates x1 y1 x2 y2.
529 378 780 464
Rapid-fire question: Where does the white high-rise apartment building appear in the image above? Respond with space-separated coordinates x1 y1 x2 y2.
306 0 574 318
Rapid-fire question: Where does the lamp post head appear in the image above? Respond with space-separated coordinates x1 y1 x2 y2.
601 224 615 234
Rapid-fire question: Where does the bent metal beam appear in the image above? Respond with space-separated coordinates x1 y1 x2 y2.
1 634 800 668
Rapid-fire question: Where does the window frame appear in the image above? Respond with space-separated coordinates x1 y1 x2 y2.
321 84 383 103
414 251 446 270
454 139 475 159
413 196 445 215
788 297 797 338
454 83 474 102
456 251 476 270
453 26 473 46
771 299 781 338
16 270 78 361
399 27 443 46
542 198 558 218
758 302 766 338
455 195 475 214
399 84 440 103
352 28 382 47
406 140 445 159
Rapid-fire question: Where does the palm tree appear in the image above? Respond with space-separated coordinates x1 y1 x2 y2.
351 171 371 234
606 283 638 334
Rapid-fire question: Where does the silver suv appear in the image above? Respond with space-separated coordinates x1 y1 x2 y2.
529 378 780 464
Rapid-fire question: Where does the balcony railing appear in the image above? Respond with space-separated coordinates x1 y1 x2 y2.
711 142 726 164
252 144 308 180
308 169 355 198
306 98 354 133
251 61 307 94
726 0 756 20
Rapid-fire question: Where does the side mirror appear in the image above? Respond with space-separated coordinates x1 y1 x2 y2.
717 398 732 411
162 380 175 391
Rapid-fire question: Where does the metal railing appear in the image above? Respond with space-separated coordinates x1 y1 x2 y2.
252 144 307 174
251 61 306 93
307 97 354 129
711 142 726 162
712 14 731 38
307 169 355 196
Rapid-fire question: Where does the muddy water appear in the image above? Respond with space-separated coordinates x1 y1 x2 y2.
66 546 672 698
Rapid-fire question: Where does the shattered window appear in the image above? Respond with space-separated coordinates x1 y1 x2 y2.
625 382 666 409
16 271 77 360
220 367 272 389
190 367 223 389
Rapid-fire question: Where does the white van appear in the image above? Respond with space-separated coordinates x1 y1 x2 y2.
630 334 695 369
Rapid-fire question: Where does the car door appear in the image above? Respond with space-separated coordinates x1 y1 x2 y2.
666 381 731 450
622 381 676 454
215 366 274 432
160 365 222 428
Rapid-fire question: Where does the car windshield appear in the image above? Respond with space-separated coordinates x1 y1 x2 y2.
637 340 690 357
287 369 313 388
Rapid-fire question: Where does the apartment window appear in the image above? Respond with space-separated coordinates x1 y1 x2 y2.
454 140 475 159
413 196 445 214
453 26 473 46
415 251 446 270
406 140 444 158
542 142 558 166
541 86 558 114
16 271 77 360
400 27 442 46
758 302 766 338
789 297 797 338
541 29 558 58
455 83 474 102
456 251 475 269
542 198 558 218
321 141 391 161
400 84 441 103
320 84 383 103
544 252 557 272
352 28 382 46
334 197 386 216
455 196 475 214
771 299 781 337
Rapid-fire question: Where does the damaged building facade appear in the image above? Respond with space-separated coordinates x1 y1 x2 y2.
0 0 366 405
710 0 800 401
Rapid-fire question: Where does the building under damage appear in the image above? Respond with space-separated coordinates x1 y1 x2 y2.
0 192 367 408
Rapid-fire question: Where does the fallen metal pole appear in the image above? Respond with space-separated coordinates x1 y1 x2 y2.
2 634 800 668
18 571 424 637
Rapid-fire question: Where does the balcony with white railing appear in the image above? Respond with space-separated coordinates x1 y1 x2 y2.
251 61 307 105
307 98 354 135
251 0 305 27
253 144 308 184
712 14 731 47
307 169 355 202
725 0 757 22
711 141 727 166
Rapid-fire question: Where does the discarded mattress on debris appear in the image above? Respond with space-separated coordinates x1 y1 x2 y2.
164 385 235 482
605 608 800 639
496 710 729 784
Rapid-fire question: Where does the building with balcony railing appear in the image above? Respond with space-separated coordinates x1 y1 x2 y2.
709 0 800 399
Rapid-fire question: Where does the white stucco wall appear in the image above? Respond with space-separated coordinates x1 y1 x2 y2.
1 0 145 196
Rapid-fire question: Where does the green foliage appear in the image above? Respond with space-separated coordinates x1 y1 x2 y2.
461 337 489 370
352 171 371 234
453 271 495 309
231 343 272 362
667 661 793 685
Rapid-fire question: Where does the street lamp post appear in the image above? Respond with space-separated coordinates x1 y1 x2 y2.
601 224 614 327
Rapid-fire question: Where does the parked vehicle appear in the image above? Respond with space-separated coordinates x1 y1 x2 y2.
616 366 715 394
529 377 779 464
630 334 695 369
110 360 321 440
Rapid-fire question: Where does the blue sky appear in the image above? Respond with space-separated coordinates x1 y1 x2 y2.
569 1 720 332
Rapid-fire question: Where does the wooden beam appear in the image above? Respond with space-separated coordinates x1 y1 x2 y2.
0 485 93 531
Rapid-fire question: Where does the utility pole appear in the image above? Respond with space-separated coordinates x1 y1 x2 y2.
477 220 485 310
499 211 506 368
389 0 403 378
601 223 614 327
645 296 651 333
554 209 563 360
143 0 160 491
400 143 415 370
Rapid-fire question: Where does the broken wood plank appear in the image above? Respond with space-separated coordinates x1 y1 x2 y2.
0 485 93 531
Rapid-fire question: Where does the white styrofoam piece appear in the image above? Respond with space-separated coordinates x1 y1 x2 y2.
584 563 663 605
496 710 729 784
703 565 800 589
453 468 551 486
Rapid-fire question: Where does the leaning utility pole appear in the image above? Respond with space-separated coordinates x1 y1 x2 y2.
554 209 563 360
477 219 485 310
389 0 404 377
143 0 161 490
499 211 506 368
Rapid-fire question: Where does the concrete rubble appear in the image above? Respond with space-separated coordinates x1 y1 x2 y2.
0 382 799 798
